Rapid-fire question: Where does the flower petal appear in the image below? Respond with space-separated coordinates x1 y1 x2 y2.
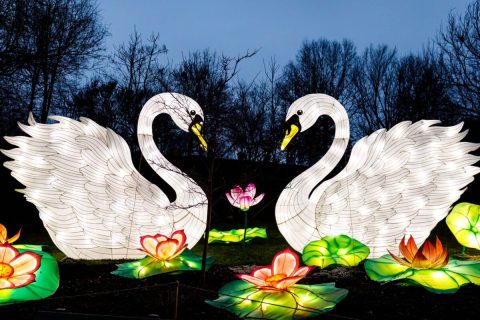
155 234 168 242
251 266 272 280
8 228 21 244
411 251 432 269
274 276 304 289
155 239 179 260
236 274 266 287
0 244 18 263
171 230 187 248
400 236 418 263
230 186 243 202
272 249 299 276
0 224 7 243
250 193 265 207
8 273 36 288
140 235 159 257
420 239 437 262
0 278 14 289
388 250 412 267
239 196 253 211
225 192 236 206
292 266 313 277
245 183 257 198
10 252 41 276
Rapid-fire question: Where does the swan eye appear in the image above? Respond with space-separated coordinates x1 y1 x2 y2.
190 110 196 116
297 110 303 116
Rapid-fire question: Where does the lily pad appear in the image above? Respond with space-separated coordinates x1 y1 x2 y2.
446 202 480 250
365 254 480 294
206 280 348 319
302 235 370 268
0 245 59 306
208 227 267 244
111 249 213 279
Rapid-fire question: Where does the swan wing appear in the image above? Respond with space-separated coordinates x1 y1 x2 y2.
314 120 480 258
2 114 173 259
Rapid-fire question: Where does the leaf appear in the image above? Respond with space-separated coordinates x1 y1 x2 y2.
302 235 370 268
446 202 480 250
0 245 59 306
206 280 348 319
208 228 267 244
365 254 480 294
111 249 213 279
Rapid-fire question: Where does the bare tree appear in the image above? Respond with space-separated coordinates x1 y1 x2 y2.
278 39 357 165
438 0 480 117
350 45 398 137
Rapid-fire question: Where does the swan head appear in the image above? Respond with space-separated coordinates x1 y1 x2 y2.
281 94 342 150
146 93 207 151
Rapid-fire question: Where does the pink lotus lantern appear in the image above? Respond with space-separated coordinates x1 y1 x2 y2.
226 183 265 246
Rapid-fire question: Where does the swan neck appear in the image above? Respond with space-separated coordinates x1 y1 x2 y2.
137 96 202 204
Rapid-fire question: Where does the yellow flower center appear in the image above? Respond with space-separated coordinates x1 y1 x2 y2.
264 273 287 287
0 262 14 278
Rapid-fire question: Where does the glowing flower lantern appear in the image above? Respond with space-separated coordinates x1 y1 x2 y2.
112 230 212 279
0 244 40 289
446 202 480 250
0 224 21 244
0 224 59 306
208 227 267 244
225 183 265 246
302 235 370 268
206 249 348 319
226 183 265 212
365 235 480 293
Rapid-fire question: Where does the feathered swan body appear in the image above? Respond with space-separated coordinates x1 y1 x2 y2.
2 93 208 260
276 94 480 258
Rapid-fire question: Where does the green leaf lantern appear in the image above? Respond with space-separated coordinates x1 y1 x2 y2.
208 227 267 244
206 249 348 319
365 235 480 294
0 244 59 305
446 202 480 250
302 235 370 268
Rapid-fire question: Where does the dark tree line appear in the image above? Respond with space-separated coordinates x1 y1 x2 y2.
1 0 479 167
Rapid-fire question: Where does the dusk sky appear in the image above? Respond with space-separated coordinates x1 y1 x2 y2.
97 0 470 81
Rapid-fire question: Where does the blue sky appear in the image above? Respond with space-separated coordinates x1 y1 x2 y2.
97 0 470 82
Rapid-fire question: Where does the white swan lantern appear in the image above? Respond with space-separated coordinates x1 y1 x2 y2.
2 93 208 260
276 94 480 258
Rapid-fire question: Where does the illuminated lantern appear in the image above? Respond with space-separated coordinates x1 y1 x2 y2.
302 235 370 268
226 183 265 212
276 93 480 258
226 183 265 246
2 93 208 260
112 230 212 279
365 236 480 293
0 225 59 306
0 224 21 244
208 227 267 244
446 202 480 250
206 249 347 319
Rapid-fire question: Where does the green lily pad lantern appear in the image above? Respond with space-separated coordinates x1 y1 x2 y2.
365 235 480 294
208 227 267 244
0 223 59 306
446 202 480 250
302 235 370 268
112 229 212 279
206 249 348 319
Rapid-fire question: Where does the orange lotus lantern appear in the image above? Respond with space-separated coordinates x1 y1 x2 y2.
366 235 480 293
0 224 21 244
388 236 449 269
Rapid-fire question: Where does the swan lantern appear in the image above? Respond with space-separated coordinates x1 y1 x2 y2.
276 94 480 258
2 93 208 260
